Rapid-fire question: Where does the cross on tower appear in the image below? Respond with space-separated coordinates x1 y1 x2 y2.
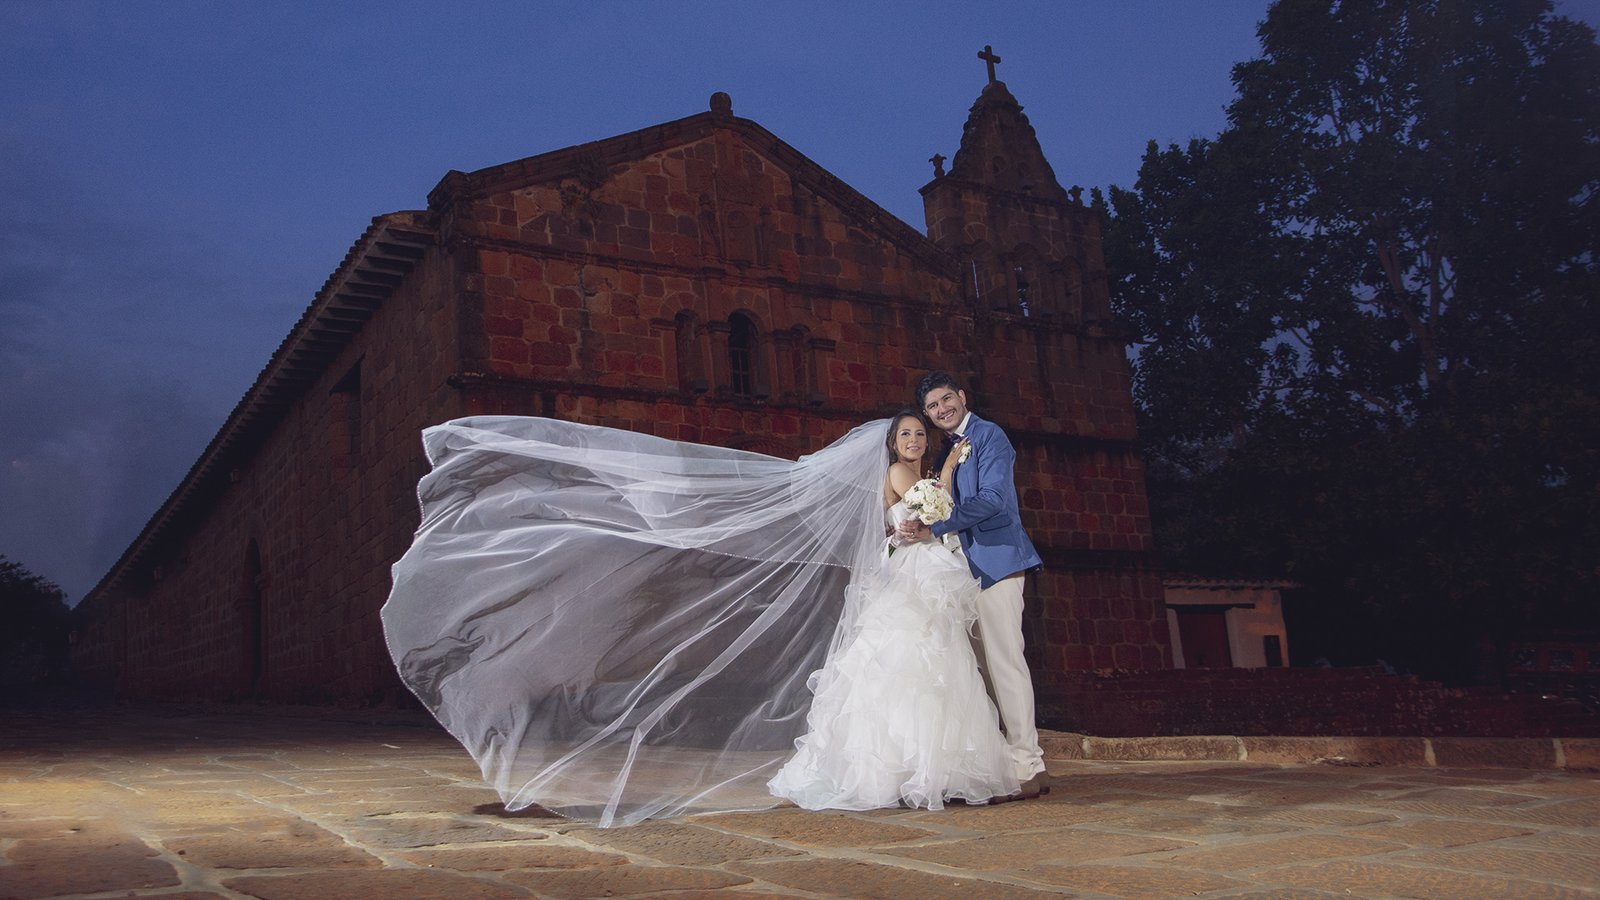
978 45 1002 83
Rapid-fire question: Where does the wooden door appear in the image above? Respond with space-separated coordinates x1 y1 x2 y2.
1176 609 1233 668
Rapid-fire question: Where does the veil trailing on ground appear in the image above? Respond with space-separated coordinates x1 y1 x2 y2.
381 416 892 827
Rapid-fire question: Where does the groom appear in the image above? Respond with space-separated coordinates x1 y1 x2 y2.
899 372 1048 800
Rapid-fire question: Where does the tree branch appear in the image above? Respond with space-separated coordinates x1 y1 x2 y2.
1371 225 1442 393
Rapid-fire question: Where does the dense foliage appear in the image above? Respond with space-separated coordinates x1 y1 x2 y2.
1100 0 1600 681
0 556 72 688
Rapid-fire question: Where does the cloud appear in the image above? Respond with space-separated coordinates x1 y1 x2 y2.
0 140 245 601
0 331 231 603
0 320 226 603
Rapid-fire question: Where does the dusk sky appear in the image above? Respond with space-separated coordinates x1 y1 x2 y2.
5 1 1598 603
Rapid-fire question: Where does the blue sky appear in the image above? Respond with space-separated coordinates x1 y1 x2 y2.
4 0 1597 602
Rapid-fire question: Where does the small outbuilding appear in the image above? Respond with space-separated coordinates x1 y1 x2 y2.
1163 576 1295 669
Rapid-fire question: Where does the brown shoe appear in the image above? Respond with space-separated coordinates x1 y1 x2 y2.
990 773 1050 805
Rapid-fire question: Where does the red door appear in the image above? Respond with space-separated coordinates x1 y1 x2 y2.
1176 609 1233 668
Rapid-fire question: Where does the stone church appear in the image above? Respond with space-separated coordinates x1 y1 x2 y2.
73 60 1171 713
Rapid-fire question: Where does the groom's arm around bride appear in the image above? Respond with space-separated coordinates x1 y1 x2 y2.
927 415 1038 590
900 371 1048 798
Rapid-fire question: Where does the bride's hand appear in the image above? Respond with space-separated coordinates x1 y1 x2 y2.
898 518 930 542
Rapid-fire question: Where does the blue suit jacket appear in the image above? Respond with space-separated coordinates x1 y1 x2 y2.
930 414 1042 589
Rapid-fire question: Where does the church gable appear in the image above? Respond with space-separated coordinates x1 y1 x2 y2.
438 98 950 282
923 77 1108 328
429 96 963 412
945 79 1069 203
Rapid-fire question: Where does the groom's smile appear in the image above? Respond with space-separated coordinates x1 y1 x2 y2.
923 387 969 433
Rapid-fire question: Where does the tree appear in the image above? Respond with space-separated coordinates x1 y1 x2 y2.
0 556 72 688
1103 0 1600 681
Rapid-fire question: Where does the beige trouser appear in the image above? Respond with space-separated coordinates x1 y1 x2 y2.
974 572 1045 781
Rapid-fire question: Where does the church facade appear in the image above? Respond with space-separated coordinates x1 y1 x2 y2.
73 70 1170 708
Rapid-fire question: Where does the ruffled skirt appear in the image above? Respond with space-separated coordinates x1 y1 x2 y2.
767 540 1020 810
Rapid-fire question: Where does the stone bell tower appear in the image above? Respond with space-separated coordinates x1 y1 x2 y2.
921 46 1111 329
918 48 1169 683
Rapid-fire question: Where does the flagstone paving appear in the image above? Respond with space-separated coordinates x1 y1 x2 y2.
2 706 1598 898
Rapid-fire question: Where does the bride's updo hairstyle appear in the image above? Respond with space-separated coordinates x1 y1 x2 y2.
884 409 929 465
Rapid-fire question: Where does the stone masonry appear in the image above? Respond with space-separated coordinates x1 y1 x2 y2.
72 70 1168 710
5 706 1600 898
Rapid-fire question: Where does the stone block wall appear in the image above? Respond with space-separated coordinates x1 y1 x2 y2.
425 116 1167 683
445 129 956 421
79 233 462 703
1039 667 1600 738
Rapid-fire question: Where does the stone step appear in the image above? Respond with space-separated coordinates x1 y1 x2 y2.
1039 729 1600 769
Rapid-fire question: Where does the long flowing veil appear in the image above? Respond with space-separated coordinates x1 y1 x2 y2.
381 416 891 826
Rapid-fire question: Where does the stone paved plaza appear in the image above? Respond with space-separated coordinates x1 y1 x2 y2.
3 706 1599 898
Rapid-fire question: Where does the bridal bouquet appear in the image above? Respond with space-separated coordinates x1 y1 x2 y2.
903 478 954 524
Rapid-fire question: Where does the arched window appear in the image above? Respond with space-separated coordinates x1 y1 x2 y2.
1009 244 1048 318
965 241 1007 310
728 313 757 398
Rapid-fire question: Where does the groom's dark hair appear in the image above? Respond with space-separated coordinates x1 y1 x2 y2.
915 371 962 406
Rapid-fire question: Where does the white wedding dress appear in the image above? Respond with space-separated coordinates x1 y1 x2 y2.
383 416 1020 826
768 501 1021 810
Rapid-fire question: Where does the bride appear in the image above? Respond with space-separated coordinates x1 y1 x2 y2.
768 412 1018 809
382 412 1016 826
